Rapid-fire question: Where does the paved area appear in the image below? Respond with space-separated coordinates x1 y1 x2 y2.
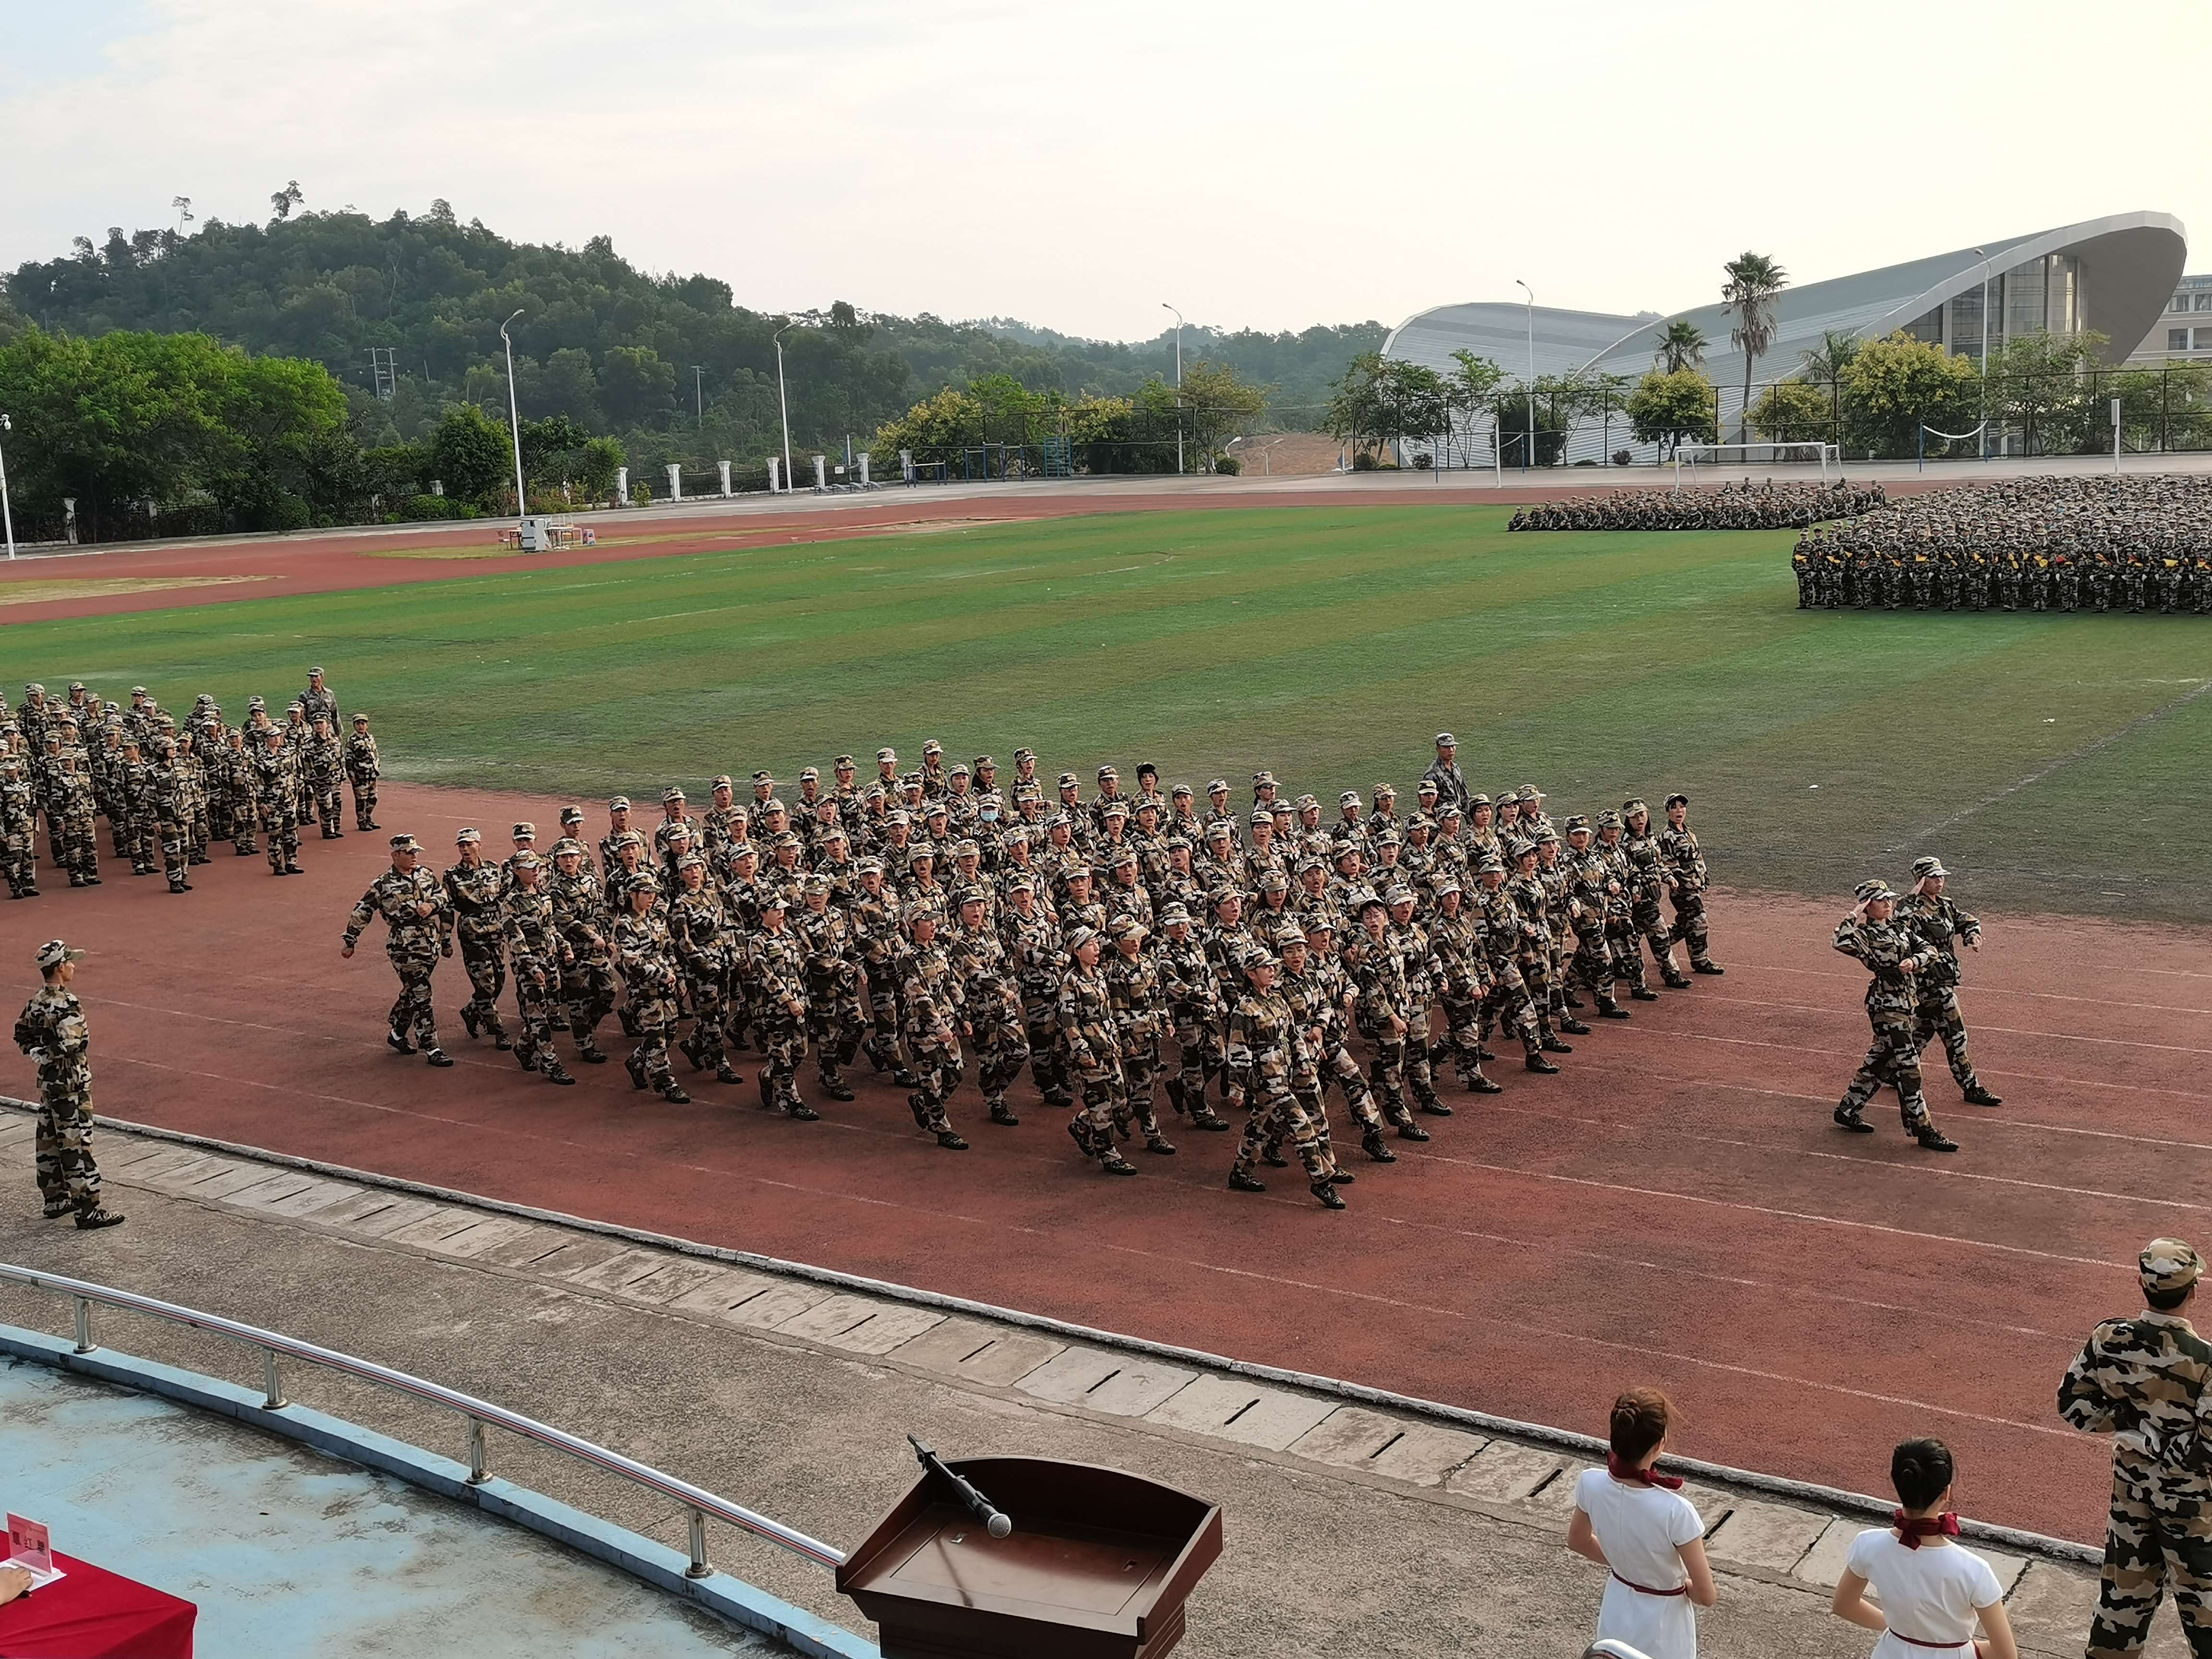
2 1358 772 1654
0 1112 2183 1658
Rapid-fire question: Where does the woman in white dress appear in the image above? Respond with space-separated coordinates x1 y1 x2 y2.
1832 1439 2018 1659
1567 1388 1717 1659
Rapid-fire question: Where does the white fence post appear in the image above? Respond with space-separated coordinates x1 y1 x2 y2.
719 460 733 497
666 464 682 502
812 455 826 492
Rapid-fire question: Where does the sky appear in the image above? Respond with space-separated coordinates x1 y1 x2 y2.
3 0 2204 342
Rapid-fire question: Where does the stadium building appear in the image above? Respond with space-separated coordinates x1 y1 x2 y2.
1384 210 2188 465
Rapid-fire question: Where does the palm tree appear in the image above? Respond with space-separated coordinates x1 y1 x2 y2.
1721 252 1789 446
1653 320 1707 375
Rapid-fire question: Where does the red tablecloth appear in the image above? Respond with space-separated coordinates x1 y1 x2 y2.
0 1551 196 1658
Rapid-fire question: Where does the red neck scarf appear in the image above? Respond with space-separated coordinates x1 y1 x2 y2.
1893 1509 1960 1549
1608 1454 1683 1490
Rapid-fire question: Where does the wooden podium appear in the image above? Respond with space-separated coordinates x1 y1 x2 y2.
836 1454 1223 1659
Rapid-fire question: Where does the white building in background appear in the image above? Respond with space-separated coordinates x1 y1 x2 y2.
1385 211 2187 464
2128 273 2212 364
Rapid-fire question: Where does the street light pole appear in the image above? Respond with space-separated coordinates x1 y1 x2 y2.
1514 279 1535 473
0 414 16 561
1982 256 1996 459
691 364 705 428
1163 302 1184 475
498 309 528 531
774 324 796 493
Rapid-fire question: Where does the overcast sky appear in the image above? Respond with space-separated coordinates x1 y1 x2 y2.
5 0 2202 341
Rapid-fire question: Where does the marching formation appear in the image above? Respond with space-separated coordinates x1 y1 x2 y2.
1509 479 1886 533
339 733 1725 1210
4 671 384 897
1791 474 2212 613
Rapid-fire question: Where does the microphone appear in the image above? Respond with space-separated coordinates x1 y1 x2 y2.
908 1434 1012 1538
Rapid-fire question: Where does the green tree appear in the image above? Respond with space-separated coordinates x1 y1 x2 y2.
1987 328 2105 455
1326 351 1446 463
427 403 512 505
1446 349 1504 461
574 435 625 501
1626 368 1719 456
1747 379 1832 445
1653 320 1707 374
1721 252 1789 443
1839 333 1978 458
1176 359 1268 468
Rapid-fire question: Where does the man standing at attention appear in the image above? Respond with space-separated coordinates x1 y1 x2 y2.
343 834 454 1066
14 940 125 1229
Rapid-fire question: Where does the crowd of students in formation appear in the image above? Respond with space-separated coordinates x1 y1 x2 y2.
339 733 1722 1210
1508 478 1887 533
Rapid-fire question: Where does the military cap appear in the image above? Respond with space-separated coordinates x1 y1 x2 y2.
1438 803 1464 821
511 822 536 840
560 805 585 826
1207 885 1238 908
1595 810 1623 830
1519 784 1543 803
552 838 586 857
36 940 86 970
286 702 304 715
2141 1238 2202 1295
68 681 86 693
1296 856 1326 876
1057 771 1080 789
1239 944 1279 973
1911 856 1949 880
973 756 995 771
1259 868 1290 892
390 834 423 852
1065 925 1100 952
1100 799 1129 819
247 695 266 709
877 747 898 763
1206 779 1229 794
456 826 482 844
1064 864 1093 882
1382 884 1415 906
1289 793 1316 811
352 712 369 725
1108 915 1146 941
1563 814 1591 833
1372 830 1402 848
760 797 786 815
1622 797 1648 817
154 736 176 756
1107 847 1138 869
1171 782 1194 798
309 665 326 676
923 739 944 755
1475 853 1506 876
132 685 149 697
906 843 935 866
1097 764 1118 780
1005 872 1037 893
822 825 850 843
1204 821 1232 840
1665 793 1689 810
23 683 41 694
1339 790 1361 807
41 732 60 747
1351 887 1387 913
676 853 706 872
923 799 950 817
1333 842 1361 862
1374 782 1397 799
1158 904 1192 926
949 762 970 779
1249 807 1273 825
833 755 856 769
616 830 647 850
1161 833 1190 851
656 786 683 805
1013 747 1036 763
609 795 631 811
1854 878 1897 903
1416 779 1440 796
1302 913 1338 937
998 825 1030 845
757 888 787 911
1433 875 1464 897
665 818 693 839
1252 770 1276 787
708 774 733 789
1271 800 1295 816
510 850 543 871
856 857 885 876
864 784 888 802
1536 827 1561 845
798 767 819 782
951 839 980 859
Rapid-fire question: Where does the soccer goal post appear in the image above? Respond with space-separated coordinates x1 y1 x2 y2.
1672 440 1841 487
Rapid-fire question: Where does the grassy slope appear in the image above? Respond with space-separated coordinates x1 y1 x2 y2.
11 506 2211 921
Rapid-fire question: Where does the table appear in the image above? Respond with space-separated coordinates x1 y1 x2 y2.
0 1551 196 1658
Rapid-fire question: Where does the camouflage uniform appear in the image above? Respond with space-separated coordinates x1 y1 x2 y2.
550 856 616 1059
1 758 38 897
344 856 451 1057
253 734 302 874
1622 805 1689 988
1007 898 1072 1106
1656 802 1721 974
443 848 511 1047
224 735 259 853
950 911 1029 1126
50 755 101 885
500 866 575 1082
14 971 104 1217
669 875 740 1082
1897 868 1998 1106
1428 898 1500 1095
1057 944 1133 1172
896 920 968 1147
1275 933 1389 1159
796 886 865 1097
2059 1241 2212 1659
1226 963 1341 1207
613 900 687 1100
344 723 381 830
1103 931 1174 1149
1832 887 1947 1145
152 750 191 891
306 724 345 837
747 907 816 1117
1474 875 1551 1069
1156 919 1229 1129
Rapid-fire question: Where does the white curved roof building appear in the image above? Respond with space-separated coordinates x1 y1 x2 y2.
1384 211 2187 463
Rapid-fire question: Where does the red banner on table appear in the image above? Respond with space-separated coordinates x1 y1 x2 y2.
0 1551 196 1658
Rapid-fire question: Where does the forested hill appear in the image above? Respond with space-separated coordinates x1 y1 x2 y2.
1 202 1382 457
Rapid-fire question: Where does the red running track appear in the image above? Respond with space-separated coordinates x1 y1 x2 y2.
3 781 2204 1545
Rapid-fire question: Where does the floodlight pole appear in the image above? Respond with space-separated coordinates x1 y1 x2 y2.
499 309 528 530
1973 247 1990 461
1163 302 1184 475
1515 279 1535 473
774 325 796 494
692 364 705 428
0 414 16 561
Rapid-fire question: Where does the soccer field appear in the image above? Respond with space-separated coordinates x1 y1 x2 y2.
14 504 2212 921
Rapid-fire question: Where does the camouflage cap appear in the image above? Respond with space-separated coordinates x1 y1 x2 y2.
1333 842 1361 862
1372 830 1402 848
1519 784 1543 802
1206 779 1229 794
248 695 266 709
1302 914 1337 936
711 774 734 789
1064 864 1093 882
1507 838 1536 862
756 888 786 911
1384 884 1415 907
1416 779 1440 796
390 834 423 852
68 681 86 693
972 755 995 771
1438 803 1464 820
1433 875 1463 897
1207 884 1238 909
1435 732 1457 746
1664 792 1689 809
1373 782 1396 799
877 747 897 763
1467 792 1491 808
1158 904 1192 926
1595 810 1623 830
560 806 585 825
1339 791 1361 807
665 819 693 839
1259 869 1290 892
660 786 685 804
1296 857 1326 876
923 798 949 817
1853 878 1897 903
308 665 325 676
2141 1238 2202 1295
609 796 631 811
1100 799 1129 819
1911 856 1949 880
1005 872 1037 892
1161 833 1190 851
618 830 649 850
948 762 970 779
1352 887 1387 913
905 842 934 865
1252 770 1276 787
132 685 149 697
23 683 41 694
760 798 787 816
1249 807 1273 825
1012 747 1036 763
1536 827 1562 845
798 767 819 782
552 838 586 857
1622 797 1648 817
35 940 86 970
1109 848 1138 868
834 754 856 769
923 739 943 755
511 822 536 839
676 853 706 872
352 712 370 724
1171 782 1194 798
1065 925 1100 953
951 839 980 859
510 850 543 871
1563 814 1591 833
1204 821 1231 840
1475 853 1506 876
1096 764 1118 780
1108 915 1146 941
456 826 482 844
856 857 884 876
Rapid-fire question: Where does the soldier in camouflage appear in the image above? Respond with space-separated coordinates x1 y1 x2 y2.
499 852 576 1084
796 873 863 1100
1658 793 1723 975
14 939 125 1227
950 887 1028 1128
895 904 970 1150
612 877 689 1102
1830 879 1955 1151
444 828 512 1049
2059 1239 2212 1659
342 835 453 1065
1 754 38 898
549 839 615 1065
1896 855 2002 1108
1622 800 1691 989
1225 945 1346 1210
749 891 819 1119
1103 916 1176 1154
1057 927 1135 1174
345 714 381 831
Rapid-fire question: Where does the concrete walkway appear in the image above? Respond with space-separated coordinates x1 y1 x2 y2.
2 1358 773 1654
0 1110 2180 1659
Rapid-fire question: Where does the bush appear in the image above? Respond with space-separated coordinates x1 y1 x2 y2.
390 493 474 522
1612 449 1633 467
1350 450 1381 471
1572 457 1597 467
1214 454 1241 475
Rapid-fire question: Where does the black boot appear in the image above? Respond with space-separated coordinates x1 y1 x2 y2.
1144 1133 1176 1155
1361 1129 1396 1163
387 1028 416 1056
715 1062 744 1084
1962 1084 2003 1106
1692 961 1725 975
625 1053 648 1091
1228 1170 1266 1193
989 1101 1020 1127
1834 1103 1874 1133
1915 1127 1959 1152
1541 1035 1574 1054
1599 1002 1631 1021
1190 1106 1231 1131
1310 1179 1347 1211
661 1081 691 1104
1395 1121 1431 1142
1560 1016 1592 1035
460 1006 481 1040
1417 1096 1453 1116
1630 987 1660 1002
424 1047 453 1068
1525 1052 1559 1074
1465 1071 1504 1094
546 1062 576 1086
937 1130 970 1151
818 1075 856 1102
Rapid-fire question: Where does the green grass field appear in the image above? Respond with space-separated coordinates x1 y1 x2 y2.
13 505 2212 922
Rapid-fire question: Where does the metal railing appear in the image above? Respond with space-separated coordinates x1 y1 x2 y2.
0 1261 847 1577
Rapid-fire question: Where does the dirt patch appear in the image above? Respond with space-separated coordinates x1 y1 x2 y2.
0 575 267 606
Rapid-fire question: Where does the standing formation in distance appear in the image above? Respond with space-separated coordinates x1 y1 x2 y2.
1509 479 1887 533
340 733 1724 1210
1792 475 2212 613
4 669 384 898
